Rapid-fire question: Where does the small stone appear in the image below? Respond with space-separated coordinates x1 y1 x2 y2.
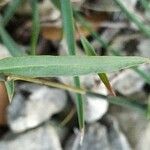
111 68 145 96
58 74 100 89
0 124 62 150
138 39 150 57
59 75 109 123
65 117 131 150
109 105 150 149
0 44 11 59
136 122 150 150
7 84 67 132
85 84 108 123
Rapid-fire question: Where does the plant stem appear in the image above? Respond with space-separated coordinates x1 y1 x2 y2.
113 0 150 38
7 74 147 115
60 0 85 137
30 0 40 55
7 75 85 94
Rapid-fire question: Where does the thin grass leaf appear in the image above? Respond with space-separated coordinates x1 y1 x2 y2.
74 76 85 133
61 0 76 55
30 0 40 55
5 80 14 102
133 67 150 85
8 75 147 116
81 37 115 96
2 0 22 26
108 46 150 85
81 37 96 55
147 96 150 119
86 91 147 115
76 13 150 85
0 56 149 77
113 0 150 37
60 0 85 136
0 24 24 56
75 13 108 49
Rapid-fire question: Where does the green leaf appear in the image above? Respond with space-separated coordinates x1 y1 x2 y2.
114 0 150 38
30 0 40 55
87 91 147 115
5 80 14 102
60 0 84 137
81 37 116 95
133 67 150 85
74 76 85 132
0 56 149 77
81 37 96 55
60 0 76 55
147 96 150 119
0 24 24 57
8 75 147 116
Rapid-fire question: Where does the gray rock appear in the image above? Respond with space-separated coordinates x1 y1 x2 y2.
65 117 131 150
58 75 100 90
85 84 108 123
111 69 145 96
0 124 62 150
136 122 150 150
59 75 109 123
109 105 150 149
0 44 11 59
7 84 67 133
82 0 137 12
138 39 150 57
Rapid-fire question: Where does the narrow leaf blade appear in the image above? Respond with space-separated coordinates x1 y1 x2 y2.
60 0 85 138
0 56 149 77
81 36 96 55
30 0 40 55
81 37 115 96
5 80 14 102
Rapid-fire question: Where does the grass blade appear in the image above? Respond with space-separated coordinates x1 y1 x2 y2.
60 0 76 55
0 56 149 77
60 0 85 138
76 13 150 85
5 80 14 102
113 0 150 37
81 36 115 96
133 67 150 85
147 96 150 119
86 91 146 115
74 76 85 134
30 0 40 55
7 74 147 116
